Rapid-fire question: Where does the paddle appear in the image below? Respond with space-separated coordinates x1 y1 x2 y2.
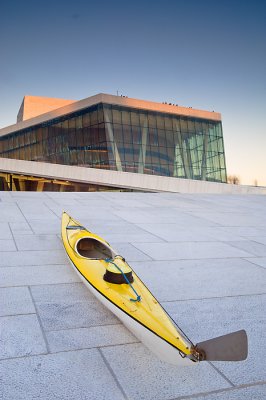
194 329 248 361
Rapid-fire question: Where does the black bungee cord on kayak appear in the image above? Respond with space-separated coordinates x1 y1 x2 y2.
104 257 141 303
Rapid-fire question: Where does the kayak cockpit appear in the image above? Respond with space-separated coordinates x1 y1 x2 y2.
76 238 134 285
76 237 113 259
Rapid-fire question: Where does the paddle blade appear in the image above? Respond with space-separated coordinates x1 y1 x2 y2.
196 330 248 361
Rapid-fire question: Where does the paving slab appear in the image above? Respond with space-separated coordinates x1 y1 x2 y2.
14 234 63 251
190 211 266 227
46 192 82 200
229 240 266 256
113 242 153 261
30 282 95 302
247 236 266 245
9 221 33 235
246 257 266 269
46 197 80 206
132 241 253 260
133 193 205 209
0 265 79 287
0 314 47 359
101 343 231 400
77 193 151 208
35 202 68 217
79 219 145 235
16 200 59 221
0 203 25 222
131 258 266 301
0 349 125 400
184 384 266 400
63 205 122 222
77 198 119 208
0 239 17 251
0 287 35 316
31 283 119 332
0 249 68 267
220 226 266 237
136 223 247 242
35 296 119 331
114 207 218 225
0 222 12 239
27 219 61 234
102 230 164 243
0 192 13 200
10 192 49 199
47 324 137 352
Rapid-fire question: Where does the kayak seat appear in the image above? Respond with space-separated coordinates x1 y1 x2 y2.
77 238 112 259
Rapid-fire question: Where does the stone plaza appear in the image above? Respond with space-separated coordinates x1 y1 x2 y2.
0 191 266 399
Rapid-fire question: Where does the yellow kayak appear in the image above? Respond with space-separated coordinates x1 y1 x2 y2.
61 212 248 365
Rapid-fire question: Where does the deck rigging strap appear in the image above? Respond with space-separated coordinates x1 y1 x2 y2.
66 225 86 230
105 258 141 302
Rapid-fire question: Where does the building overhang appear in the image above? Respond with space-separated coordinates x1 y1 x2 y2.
0 157 264 194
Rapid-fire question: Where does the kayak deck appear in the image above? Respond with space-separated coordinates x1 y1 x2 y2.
61 212 193 358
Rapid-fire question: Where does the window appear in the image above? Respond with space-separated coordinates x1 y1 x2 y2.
130 111 139 126
122 110 130 125
112 108 122 124
148 113 156 128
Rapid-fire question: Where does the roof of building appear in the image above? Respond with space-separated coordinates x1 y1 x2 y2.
0 93 221 137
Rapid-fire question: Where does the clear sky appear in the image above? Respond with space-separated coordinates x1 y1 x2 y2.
0 0 265 185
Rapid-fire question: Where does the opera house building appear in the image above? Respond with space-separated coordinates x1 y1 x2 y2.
0 93 230 192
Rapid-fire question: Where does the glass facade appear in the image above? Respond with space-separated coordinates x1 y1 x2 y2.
0 102 227 182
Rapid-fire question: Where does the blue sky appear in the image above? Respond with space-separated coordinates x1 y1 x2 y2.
0 0 265 185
